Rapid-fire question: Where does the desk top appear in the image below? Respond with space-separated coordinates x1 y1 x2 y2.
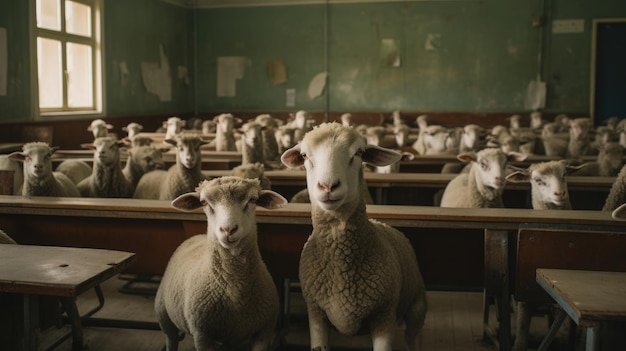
0 245 135 297
536 268 626 326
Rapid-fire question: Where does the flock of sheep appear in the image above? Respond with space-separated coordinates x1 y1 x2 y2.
2 110 626 350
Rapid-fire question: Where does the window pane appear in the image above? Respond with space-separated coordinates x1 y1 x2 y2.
37 0 61 31
67 42 93 108
66 1 91 37
37 37 63 108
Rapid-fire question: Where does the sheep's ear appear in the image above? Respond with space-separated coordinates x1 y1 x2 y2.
256 190 288 209
81 143 96 150
106 124 114 130
171 192 203 212
457 152 477 163
8 151 25 162
361 145 402 166
565 163 585 174
506 170 529 183
612 203 626 221
281 144 304 168
507 151 527 162
400 151 415 162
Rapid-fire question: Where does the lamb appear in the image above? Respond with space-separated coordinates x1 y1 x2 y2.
122 145 165 188
214 113 240 152
133 133 208 200
566 117 592 159
155 176 286 351
231 162 271 190
55 159 92 185
602 163 626 212
77 137 134 198
0 155 24 195
88 119 113 139
238 121 265 165
8 142 80 197
122 122 143 139
281 122 427 351
568 142 624 177
440 148 526 208
163 116 185 141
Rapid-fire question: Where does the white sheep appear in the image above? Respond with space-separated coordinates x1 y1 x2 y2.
281 122 427 351
440 148 526 208
275 125 296 156
566 117 592 159
289 110 312 143
238 121 265 165
568 142 624 177
133 133 208 200
122 122 143 139
602 163 626 212
55 159 92 185
459 124 485 153
77 137 134 198
0 155 24 195
163 116 185 141
419 125 453 155
122 145 165 188
155 176 287 351
8 142 80 197
214 113 240 152
539 122 569 157
88 119 113 139
231 162 271 190
201 120 217 134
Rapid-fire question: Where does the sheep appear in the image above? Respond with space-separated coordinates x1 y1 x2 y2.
77 137 134 198
281 122 427 351
440 148 526 208
566 117 592 159
122 145 165 188
255 114 281 162
88 119 113 139
341 112 356 128
122 122 143 139
459 124 484 153
0 155 24 195
275 125 296 155
568 142 624 177
201 120 217 134
540 122 569 157
530 111 546 130
419 125 453 155
289 110 312 143
231 162 271 190
163 116 185 141
214 113 240 152
155 176 287 351
55 159 92 185
412 114 429 155
238 121 265 165
602 163 626 212
393 123 411 148
508 114 522 129
8 142 80 197
133 133 208 200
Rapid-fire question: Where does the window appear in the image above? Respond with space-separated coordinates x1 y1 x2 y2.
33 0 102 115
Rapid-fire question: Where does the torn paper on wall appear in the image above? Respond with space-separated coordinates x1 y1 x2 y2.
380 39 400 67
0 28 7 96
217 56 250 97
267 59 287 85
140 44 172 102
308 72 327 99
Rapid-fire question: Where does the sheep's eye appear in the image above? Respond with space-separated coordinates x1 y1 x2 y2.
534 177 545 186
245 197 258 211
480 161 488 170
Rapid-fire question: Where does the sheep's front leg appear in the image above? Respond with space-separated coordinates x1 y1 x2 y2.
307 306 330 351
371 318 395 351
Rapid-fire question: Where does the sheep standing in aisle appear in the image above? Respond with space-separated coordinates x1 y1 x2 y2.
0 155 24 195
568 142 624 177
122 122 143 139
122 145 165 188
88 119 113 139
602 163 626 212
134 134 208 200
55 159 92 185
9 142 80 197
281 123 427 351
255 114 281 162
440 148 526 208
155 176 286 351
566 117 592 159
231 162 271 190
163 116 185 141
214 113 240 152
238 121 265 165
77 137 134 198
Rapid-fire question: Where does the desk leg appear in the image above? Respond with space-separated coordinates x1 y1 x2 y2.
60 297 83 351
23 294 39 351
484 229 511 351
537 309 567 351
586 327 598 351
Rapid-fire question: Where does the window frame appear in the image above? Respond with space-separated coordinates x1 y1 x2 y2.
30 0 104 119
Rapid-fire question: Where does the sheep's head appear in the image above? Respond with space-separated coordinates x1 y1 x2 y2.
81 137 125 166
293 110 309 129
164 117 184 137
281 123 401 211
459 148 526 193
568 118 591 141
423 125 450 154
276 126 296 149
202 120 217 134
507 160 577 207
165 134 208 169
214 113 241 133
462 124 484 151
131 146 165 172
123 122 143 138
9 142 58 179
171 176 287 251
88 119 113 138
239 121 263 146
598 142 624 174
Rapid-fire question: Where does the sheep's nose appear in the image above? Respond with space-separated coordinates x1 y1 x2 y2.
554 190 566 197
220 225 238 236
33 164 43 170
318 181 340 193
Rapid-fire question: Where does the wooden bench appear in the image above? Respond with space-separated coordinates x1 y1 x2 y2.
0 245 136 351
536 269 626 351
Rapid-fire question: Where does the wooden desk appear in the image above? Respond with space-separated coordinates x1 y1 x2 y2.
0 245 136 351
536 269 626 351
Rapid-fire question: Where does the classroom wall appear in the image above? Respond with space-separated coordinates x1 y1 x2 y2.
1 0 625 125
